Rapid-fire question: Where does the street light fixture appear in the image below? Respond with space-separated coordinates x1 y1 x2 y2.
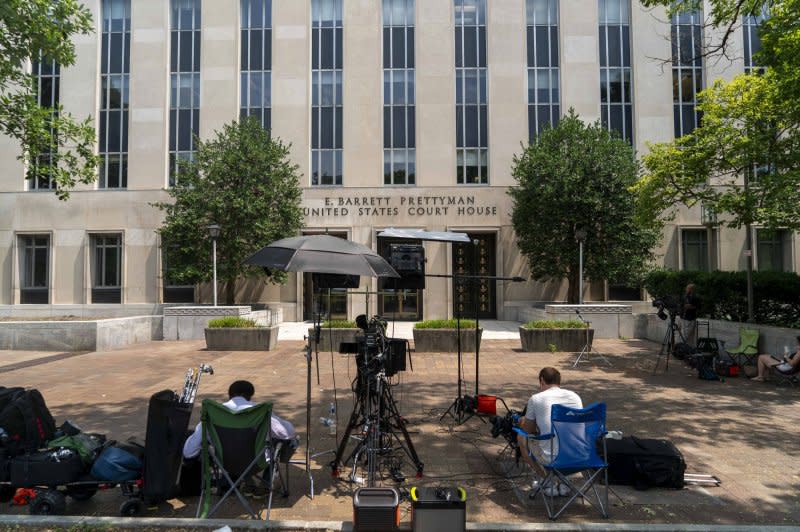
207 224 221 306
700 203 717 273
575 228 588 305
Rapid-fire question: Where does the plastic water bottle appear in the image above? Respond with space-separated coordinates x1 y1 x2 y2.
328 402 337 435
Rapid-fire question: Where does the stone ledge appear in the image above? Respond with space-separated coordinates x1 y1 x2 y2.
545 304 633 314
163 305 250 316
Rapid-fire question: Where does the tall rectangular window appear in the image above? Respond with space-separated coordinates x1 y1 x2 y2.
240 0 272 131
671 8 703 137
681 229 708 271
599 0 633 144
526 0 560 140
19 235 50 304
91 234 123 304
455 0 488 184
170 0 201 186
30 58 60 190
756 229 785 272
311 0 343 186
99 0 130 189
383 0 416 186
162 247 195 303
743 8 768 74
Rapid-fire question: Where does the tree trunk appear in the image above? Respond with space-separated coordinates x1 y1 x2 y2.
567 269 579 304
225 280 236 305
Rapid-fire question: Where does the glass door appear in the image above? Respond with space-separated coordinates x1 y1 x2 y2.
302 232 349 321
452 233 496 319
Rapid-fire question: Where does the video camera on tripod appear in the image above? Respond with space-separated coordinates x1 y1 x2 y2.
652 295 681 322
339 314 408 378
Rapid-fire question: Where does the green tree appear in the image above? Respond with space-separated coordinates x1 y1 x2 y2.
637 0 800 320
155 117 304 304
1 0 98 199
509 110 661 303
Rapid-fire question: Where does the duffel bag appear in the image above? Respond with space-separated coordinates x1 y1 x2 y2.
91 446 142 482
10 449 84 487
605 436 686 489
0 447 9 482
48 433 106 466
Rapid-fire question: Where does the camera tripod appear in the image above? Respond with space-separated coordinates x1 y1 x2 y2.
330 324 423 487
653 314 686 374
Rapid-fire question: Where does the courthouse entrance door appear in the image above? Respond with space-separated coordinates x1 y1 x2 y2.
377 236 423 321
302 232 349 321
452 233 496 320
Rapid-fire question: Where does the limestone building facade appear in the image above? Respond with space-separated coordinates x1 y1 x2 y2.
0 0 796 321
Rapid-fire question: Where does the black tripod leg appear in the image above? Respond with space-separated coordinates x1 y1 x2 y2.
331 400 361 475
383 388 424 474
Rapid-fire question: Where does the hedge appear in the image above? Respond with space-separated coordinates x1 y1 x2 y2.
522 320 588 329
643 269 800 328
414 319 477 329
207 316 259 328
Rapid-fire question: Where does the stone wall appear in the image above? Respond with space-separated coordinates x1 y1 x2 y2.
0 316 163 351
634 313 800 354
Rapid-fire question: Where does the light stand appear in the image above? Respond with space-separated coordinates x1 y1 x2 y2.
206 224 220 306
572 309 611 367
440 274 473 425
287 337 315 499
653 311 685 374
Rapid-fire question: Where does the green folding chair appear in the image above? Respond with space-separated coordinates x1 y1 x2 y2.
196 399 279 520
726 328 760 367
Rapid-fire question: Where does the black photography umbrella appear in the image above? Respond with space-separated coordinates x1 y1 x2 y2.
243 234 399 499
245 234 400 278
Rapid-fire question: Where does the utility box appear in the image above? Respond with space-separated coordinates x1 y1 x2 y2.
411 486 466 532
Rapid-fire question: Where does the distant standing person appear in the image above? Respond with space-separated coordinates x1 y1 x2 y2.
681 283 700 347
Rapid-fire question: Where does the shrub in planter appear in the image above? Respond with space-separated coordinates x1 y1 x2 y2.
205 317 278 351
308 320 359 352
413 319 482 352
519 320 593 352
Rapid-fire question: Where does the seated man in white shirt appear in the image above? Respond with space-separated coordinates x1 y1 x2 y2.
516 367 582 496
183 380 297 476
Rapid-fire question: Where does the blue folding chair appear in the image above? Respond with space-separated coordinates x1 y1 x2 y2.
514 402 609 520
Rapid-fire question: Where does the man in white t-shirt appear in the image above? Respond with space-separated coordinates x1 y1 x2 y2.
517 367 582 481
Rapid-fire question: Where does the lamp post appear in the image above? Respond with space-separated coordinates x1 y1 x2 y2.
206 224 220 306
575 228 587 305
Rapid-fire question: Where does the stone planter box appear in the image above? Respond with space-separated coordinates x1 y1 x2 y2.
519 327 594 352
412 328 483 353
204 326 279 351
307 327 360 352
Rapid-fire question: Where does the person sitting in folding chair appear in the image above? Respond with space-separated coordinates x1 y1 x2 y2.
515 367 582 497
183 381 298 495
751 336 800 383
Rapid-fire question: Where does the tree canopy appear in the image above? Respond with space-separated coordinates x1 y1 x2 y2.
509 110 661 303
0 0 97 199
638 0 800 231
154 117 304 303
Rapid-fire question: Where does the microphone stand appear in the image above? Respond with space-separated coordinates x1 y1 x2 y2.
572 308 611 367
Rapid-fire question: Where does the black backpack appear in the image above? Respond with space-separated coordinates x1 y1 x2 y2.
0 389 57 455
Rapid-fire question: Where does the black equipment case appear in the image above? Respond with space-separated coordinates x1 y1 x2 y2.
606 436 686 489
353 487 400 531
10 449 84 487
411 486 467 532
142 390 193 503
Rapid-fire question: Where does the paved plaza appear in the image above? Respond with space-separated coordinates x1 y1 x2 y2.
1 322 799 528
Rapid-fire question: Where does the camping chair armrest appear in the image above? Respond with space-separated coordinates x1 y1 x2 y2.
512 427 553 441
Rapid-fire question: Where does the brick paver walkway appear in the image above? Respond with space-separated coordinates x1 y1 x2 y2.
1 335 799 526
